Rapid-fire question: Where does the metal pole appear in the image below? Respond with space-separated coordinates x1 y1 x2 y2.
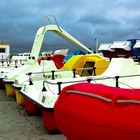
95 38 99 53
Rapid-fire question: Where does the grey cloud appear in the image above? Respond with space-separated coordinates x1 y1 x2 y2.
0 0 140 53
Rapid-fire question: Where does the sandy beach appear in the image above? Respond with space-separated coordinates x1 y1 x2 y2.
0 89 66 140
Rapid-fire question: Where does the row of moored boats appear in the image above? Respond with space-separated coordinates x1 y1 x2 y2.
1 24 140 140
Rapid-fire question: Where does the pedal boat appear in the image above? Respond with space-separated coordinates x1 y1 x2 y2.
20 57 140 133
55 83 140 140
19 54 109 133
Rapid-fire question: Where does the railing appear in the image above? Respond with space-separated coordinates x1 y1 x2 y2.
42 15 62 32
26 66 108 85
0 59 28 68
42 73 140 94
66 90 140 105
0 55 35 68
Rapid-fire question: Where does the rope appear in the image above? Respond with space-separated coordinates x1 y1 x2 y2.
116 99 140 104
66 90 112 102
66 90 140 105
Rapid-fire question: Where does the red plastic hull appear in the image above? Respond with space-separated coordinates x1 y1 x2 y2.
42 110 60 134
24 97 41 115
55 83 140 140
0 79 5 89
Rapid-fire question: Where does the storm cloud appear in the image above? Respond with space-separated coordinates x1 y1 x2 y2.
0 0 140 53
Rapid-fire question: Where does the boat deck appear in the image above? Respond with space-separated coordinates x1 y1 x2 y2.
0 89 66 140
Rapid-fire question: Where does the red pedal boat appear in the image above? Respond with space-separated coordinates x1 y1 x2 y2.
55 83 140 140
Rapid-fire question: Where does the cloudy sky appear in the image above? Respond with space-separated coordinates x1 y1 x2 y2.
0 0 140 53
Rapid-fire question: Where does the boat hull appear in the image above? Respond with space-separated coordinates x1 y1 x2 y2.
5 83 15 97
15 89 25 106
55 83 140 140
42 110 60 134
24 97 41 115
0 79 5 89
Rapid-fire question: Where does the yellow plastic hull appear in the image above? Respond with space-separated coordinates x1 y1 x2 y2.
5 83 15 97
15 89 25 106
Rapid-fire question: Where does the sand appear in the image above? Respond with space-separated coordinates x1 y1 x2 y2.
0 89 66 140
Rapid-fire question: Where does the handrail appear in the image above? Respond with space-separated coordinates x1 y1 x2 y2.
26 66 108 75
116 99 140 104
42 74 140 85
26 66 108 83
26 67 94 75
26 67 95 85
66 90 112 102
43 15 62 32
0 59 27 63
43 76 112 85
66 90 140 105
42 73 140 94
0 59 27 68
